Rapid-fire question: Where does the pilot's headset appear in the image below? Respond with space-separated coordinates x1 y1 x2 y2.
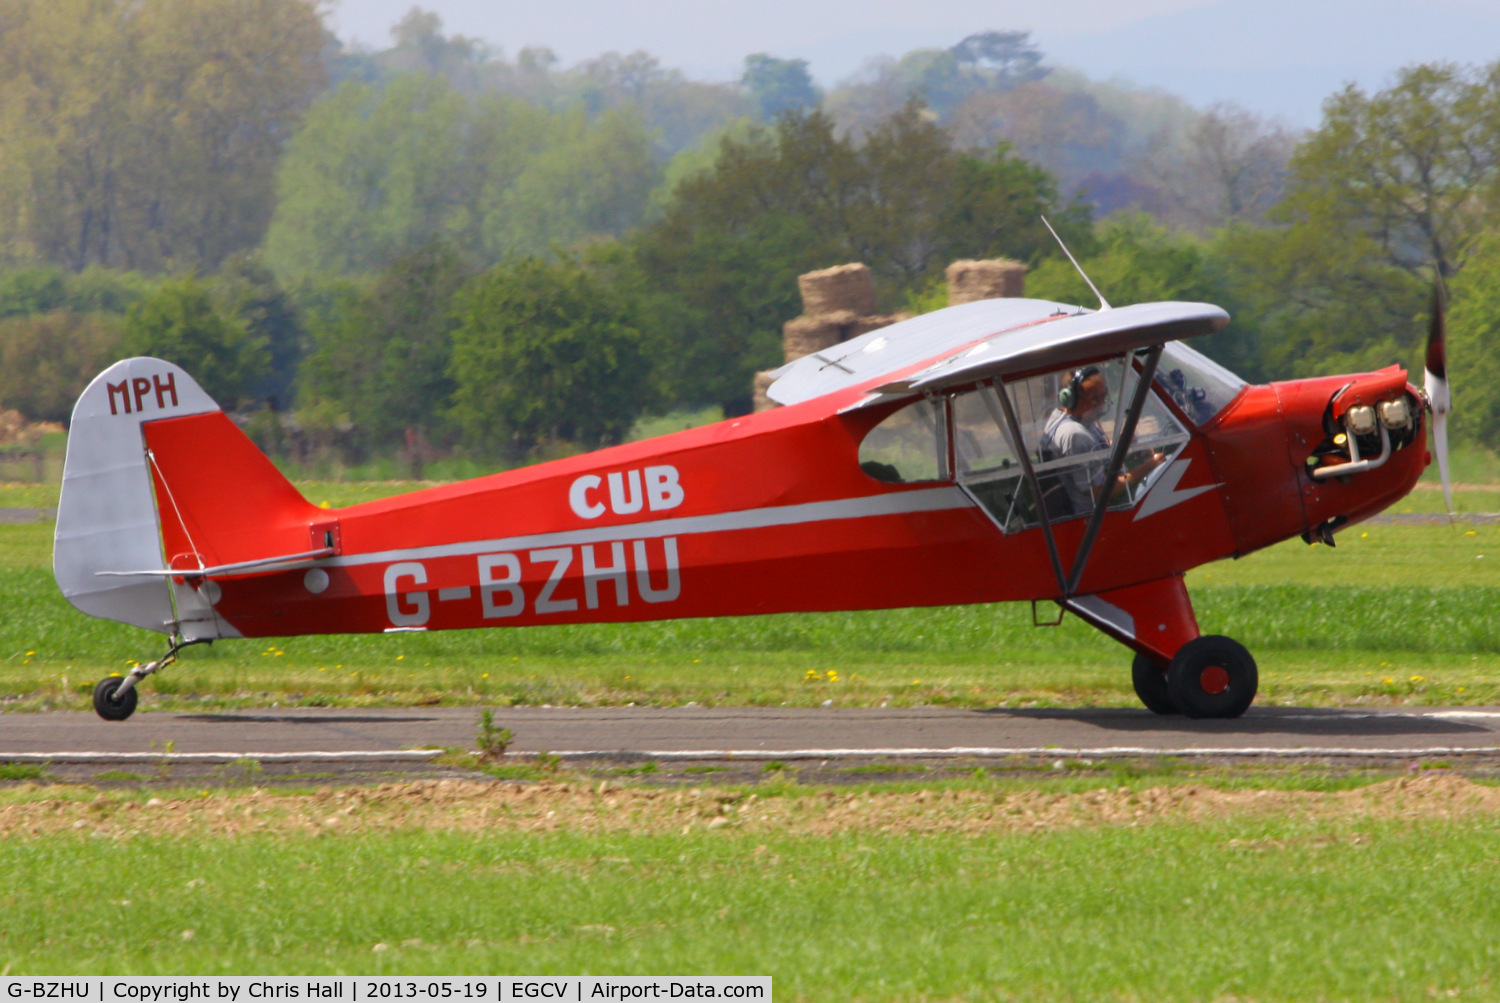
1057 365 1102 409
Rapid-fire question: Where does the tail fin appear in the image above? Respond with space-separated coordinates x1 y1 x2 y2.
54 358 320 639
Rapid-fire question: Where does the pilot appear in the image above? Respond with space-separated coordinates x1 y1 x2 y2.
1040 366 1164 516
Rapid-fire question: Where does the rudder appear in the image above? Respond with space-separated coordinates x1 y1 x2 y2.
54 358 318 639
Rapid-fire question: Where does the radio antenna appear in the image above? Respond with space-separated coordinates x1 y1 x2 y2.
1041 215 1110 311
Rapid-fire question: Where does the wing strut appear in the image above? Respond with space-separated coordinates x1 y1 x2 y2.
992 377 1069 596
1063 345 1164 596
991 344 1165 601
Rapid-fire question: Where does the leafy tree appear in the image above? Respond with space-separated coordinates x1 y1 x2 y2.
1209 61 1500 387
215 255 306 411
0 267 69 319
383 6 488 88
824 30 1048 133
1210 221 1423 381
298 243 472 454
1027 214 1263 379
0 265 153 318
631 107 1089 412
1282 62 1500 280
1137 103 1296 234
0 309 123 423
481 107 657 259
266 74 659 277
1449 233 1500 451
121 277 269 410
569 50 752 158
449 258 652 456
950 31 1046 90
0 0 326 271
742 55 820 119
266 74 480 278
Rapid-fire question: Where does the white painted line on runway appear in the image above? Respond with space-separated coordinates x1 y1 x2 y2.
1424 711 1500 720
0 750 444 763
537 746 1500 760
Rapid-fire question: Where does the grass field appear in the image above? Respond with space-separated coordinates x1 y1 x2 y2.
4 447 1500 996
2 773 1499 997
2 506 1498 710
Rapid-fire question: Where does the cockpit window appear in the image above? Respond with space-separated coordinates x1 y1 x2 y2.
1156 342 1246 425
859 397 946 483
949 355 1191 533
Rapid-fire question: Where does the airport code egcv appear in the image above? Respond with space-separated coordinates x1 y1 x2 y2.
0 982 769 1003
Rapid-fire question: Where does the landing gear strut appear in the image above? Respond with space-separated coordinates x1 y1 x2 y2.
91 638 211 721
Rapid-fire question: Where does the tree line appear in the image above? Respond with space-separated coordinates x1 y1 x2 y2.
0 1 1497 464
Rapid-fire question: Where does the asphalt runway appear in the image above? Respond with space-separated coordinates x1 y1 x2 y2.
6 705 1500 764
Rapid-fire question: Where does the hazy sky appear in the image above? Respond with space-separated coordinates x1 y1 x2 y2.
328 0 1500 127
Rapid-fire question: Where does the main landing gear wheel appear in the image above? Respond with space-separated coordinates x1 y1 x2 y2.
1166 635 1258 719
92 676 138 722
1131 652 1178 715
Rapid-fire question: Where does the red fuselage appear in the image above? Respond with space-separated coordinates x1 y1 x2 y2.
140 360 1427 643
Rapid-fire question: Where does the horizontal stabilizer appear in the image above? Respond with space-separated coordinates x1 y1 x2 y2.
97 547 336 580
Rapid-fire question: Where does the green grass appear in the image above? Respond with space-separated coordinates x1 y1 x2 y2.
3 517 1499 710
1420 441 1500 485
0 763 44 780
1 816 1497 998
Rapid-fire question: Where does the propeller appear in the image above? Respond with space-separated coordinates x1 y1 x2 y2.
1424 280 1453 517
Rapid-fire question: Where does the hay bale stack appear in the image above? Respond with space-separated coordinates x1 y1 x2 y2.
946 259 1025 304
752 370 779 412
782 313 850 363
798 263 876 318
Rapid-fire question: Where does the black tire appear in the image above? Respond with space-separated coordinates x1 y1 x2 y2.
93 676 138 722
1167 635 1257 719
1131 652 1178 714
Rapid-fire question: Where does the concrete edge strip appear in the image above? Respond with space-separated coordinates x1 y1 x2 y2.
7 746 1498 764
533 746 1500 760
0 750 445 763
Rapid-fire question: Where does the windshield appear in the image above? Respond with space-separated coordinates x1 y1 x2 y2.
1156 342 1247 426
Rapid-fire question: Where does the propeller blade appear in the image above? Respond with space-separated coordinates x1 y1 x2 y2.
1423 281 1453 516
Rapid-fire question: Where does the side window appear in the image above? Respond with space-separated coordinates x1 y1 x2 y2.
859 398 946 483
952 387 1018 477
953 356 1192 532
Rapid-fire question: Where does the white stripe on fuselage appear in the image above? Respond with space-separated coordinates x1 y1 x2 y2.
326 485 975 570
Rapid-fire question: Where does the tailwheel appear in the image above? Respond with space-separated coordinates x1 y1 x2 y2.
92 675 138 721
1131 652 1178 715
1167 635 1258 719
90 637 210 721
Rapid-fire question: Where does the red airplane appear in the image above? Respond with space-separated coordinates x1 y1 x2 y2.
54 291 1448 721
